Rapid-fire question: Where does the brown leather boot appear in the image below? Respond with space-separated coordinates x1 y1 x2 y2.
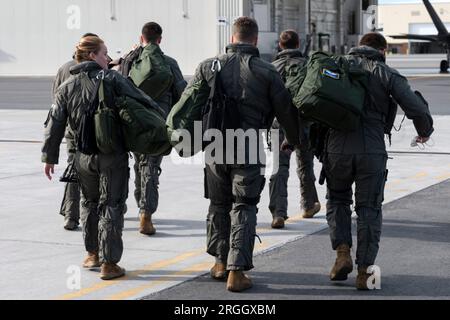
226 271 253 292
330 244 353 281
139 211 156 235
356 267 371 290
82 252 100 268
271 216 285 229
100 263 125 280
210 263 228 280
302 202 321 219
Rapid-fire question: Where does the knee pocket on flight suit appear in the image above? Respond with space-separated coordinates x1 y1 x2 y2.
356 169 388 210
100 166 129 207
233 176 266 206
204 168 234 204
230 223 254 252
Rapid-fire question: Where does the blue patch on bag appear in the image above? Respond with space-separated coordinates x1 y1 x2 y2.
322 68 340 80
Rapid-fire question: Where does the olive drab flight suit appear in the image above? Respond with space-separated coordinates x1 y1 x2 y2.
132 55 187 216
268 49 319 219
52 59 81 227
324 46 434 268
42 61 162 263
185 43 301 271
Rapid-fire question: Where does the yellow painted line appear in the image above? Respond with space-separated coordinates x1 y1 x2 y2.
413 172 428 179
255 211 325 232
59 203 328 300
255 212 304 232
385 179 402 189
436 172 450 180
108 240 274 300
107 261 213 300
408 75 444 81
57 249 204 300
392 189 410 193
287 212 326 224
58 234 274 300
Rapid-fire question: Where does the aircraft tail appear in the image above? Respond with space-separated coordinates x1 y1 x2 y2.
423 0 448 35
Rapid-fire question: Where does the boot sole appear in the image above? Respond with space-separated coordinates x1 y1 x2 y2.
302 204 321 219
100 270 125 280
64 225 79 231
210 271 229 281
226 282 253 292
330 265 353 281
83 263 101 269
140 230 156 236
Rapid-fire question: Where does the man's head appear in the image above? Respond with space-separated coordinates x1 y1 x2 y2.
231 17 258 46
141 22 163 46
359 32 387 56
279 30 300 50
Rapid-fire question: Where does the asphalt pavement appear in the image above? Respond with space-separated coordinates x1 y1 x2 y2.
144 179 450 300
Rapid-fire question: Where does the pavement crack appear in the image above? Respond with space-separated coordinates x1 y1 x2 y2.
0 238 83 247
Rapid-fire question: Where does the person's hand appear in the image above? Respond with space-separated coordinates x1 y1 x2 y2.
44 164 55 180
416 136 430 144
280 139 295 155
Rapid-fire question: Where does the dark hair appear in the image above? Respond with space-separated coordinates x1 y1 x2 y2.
279 30 299 49
359 32 387 50
232 17 258 43
142 22 163 43
82 33 98 38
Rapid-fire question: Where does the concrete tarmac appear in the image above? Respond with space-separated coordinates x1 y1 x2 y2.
0 63 449 300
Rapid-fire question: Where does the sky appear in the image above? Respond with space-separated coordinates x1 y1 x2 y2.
379 0 450 4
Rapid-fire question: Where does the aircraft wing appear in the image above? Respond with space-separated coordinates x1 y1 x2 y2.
388 34 439 42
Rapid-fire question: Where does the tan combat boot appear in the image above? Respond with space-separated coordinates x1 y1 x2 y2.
100 262 125 280
302 202 321 219
139 210 156 235
226 271 253 292
210 262 228 280
356 267 370 290
271 216 285 229
330 244 353 281
82 252 101 268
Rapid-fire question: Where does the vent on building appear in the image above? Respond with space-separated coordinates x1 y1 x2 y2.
411 11 420 16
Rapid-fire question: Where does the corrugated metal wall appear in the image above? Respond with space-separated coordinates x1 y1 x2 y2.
0 0 218 76
217 0 244 54
0 0 367 75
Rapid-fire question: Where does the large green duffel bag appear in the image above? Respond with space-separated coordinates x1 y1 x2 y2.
166 79 210 157
292 51 369 132
129 43 173 100
117 95 172 156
